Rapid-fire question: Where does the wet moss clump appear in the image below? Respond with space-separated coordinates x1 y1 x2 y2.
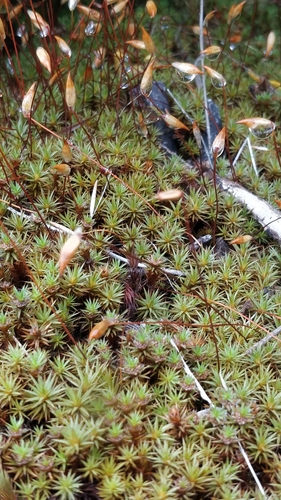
1 0 281 498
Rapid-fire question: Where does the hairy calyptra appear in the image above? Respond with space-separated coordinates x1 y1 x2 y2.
65 72 76 109
27 9 50 36
59 228 82 276
22 82 37 118
88 319 116 340
146 1 157 18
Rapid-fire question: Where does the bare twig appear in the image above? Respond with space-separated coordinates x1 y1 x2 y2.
218 176 281 243
246 136 258 177
244 324 281 355
163 145 281 244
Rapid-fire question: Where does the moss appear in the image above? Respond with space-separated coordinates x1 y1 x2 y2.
2 0 281 498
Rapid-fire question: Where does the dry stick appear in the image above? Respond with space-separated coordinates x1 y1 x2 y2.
105 249 184 277
218 176 281 244
244 324 281 355
163 144 281 245
182 157 281 359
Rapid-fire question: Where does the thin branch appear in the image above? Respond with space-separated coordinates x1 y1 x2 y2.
163 147 281 245
244 324 281 355
218 176 281 243
247 136 258 177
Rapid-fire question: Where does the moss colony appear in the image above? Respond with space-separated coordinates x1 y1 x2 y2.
1 0 281 498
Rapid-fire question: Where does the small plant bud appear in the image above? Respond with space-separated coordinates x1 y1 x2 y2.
237 117 275 138
230 235 253 245
36 47 51 73
172 62 203 76
156 189 183 202
141 26 155 55
77 5 102 21
88 318 116 340
140 57 155 97
54 36 72 58
200 45 221 57
68 0 79 11
22 82 37 118
203 10 216 26
62 141 72 163
65 72 76 110
126 40 146 50
50 164 71 176
227 1 246 24
162 110 189 131
27 10 50 36
111 0 129 15
265 31 275 58
146 1 157 18
59 228 82 276
0 18 6 46
212 127 226 157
